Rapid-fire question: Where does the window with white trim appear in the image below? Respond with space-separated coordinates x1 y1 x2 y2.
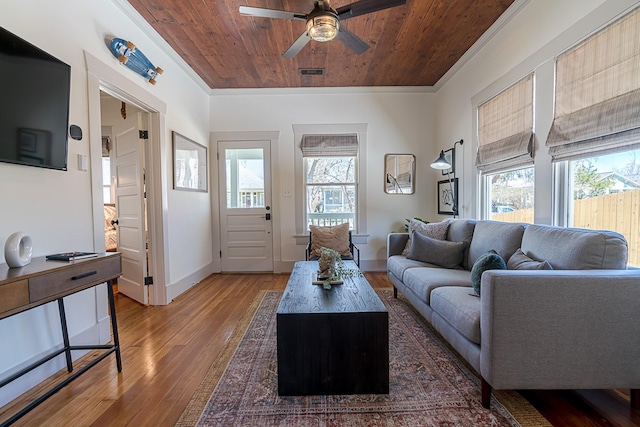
549 6 640 267
484 166 535 222
478 73 535 222
301 134 358 230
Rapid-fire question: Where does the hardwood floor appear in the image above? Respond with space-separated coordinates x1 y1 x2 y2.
0 272 637 426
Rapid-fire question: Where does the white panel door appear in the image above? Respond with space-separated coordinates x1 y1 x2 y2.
218 141 273 272
113 113 148 304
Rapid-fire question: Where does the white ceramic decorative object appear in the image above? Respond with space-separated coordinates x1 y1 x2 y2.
4 231 33 268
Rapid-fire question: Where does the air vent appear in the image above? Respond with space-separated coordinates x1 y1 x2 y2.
299 68 325 76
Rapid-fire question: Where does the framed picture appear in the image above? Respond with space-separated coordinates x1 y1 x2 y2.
437 178 458 215
441 147 455 175
173 132 208 192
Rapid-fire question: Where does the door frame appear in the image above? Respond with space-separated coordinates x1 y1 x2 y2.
210 131 282 273
85 51 169 305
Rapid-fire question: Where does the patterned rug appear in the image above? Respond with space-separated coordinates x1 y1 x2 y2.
176 290 551 426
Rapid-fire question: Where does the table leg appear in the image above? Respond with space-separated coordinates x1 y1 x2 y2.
57 298 73 373
107 280 122 372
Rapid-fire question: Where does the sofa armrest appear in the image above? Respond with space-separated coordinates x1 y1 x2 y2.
480 269 640 390
387 233 409 258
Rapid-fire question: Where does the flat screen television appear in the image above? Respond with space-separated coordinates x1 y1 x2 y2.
0 26 71 171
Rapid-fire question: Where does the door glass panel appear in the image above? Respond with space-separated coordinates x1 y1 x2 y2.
225 148 265 208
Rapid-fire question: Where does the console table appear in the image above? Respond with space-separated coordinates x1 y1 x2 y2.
0 253 122 426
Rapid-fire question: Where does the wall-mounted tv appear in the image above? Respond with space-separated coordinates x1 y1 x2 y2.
0 26 71 171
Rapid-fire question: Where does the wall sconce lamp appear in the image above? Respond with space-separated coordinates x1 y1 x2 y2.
430 139 463 217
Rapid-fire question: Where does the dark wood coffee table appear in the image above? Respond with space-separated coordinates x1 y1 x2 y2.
277 261 389 396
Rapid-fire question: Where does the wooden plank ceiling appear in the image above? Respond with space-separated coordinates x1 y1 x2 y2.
127 0 515 89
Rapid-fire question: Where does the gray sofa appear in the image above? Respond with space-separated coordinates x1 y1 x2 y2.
387 219 640 408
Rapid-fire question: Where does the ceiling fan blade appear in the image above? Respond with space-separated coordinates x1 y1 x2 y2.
283 31 312 58
239 6 306 21
336 26 370 55
336 0 406 20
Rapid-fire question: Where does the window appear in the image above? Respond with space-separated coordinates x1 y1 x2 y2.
102 157 112 203
548 7 640 267
301 134 358 230
566 149 640 267
305 157 356 229
477 74 535 219
102 136 113 203
485 166 535 222
293 124 367 239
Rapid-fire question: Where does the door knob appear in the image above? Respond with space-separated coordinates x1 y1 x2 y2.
111 219 119 226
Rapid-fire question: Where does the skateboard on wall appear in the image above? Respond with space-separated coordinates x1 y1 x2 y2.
110 37 163 85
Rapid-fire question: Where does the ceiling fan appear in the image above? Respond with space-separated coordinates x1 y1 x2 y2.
239 0 407 58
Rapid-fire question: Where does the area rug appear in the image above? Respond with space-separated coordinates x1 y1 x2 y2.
176 290 551 426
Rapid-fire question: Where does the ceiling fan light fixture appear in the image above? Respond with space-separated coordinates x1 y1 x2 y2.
307 14 340 42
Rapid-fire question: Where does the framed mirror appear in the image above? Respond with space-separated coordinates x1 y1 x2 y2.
384 154 415 194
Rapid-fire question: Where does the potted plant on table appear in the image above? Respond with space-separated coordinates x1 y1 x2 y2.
317 247 343 289
315 247 363 290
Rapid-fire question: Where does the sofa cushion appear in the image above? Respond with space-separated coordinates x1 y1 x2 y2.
507 248 553 270
406 231 466 269
403 267 472 305
387 255 435 281
402 219 450 255
521 224 628 270
468 221 525 268
470 250 506 295
309 223 351 257
447 219 477 269
430 286 481 345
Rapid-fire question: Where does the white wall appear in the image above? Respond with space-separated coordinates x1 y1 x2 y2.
0 0 210 405
210 89 435 269
434 0 639 222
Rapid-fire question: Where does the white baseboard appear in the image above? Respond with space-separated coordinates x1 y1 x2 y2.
360 259 387 272
166 262 215 302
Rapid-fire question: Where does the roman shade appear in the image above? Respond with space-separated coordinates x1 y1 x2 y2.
476 73 534 172
546 6 640 161
301 134 358 157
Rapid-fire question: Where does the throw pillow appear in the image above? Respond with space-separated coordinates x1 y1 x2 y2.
471 250 506 296
309 223 351 257
402 219 450 255
406 231 466 269
507 248 553 270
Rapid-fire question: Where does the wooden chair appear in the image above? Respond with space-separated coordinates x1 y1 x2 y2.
306 228 360 267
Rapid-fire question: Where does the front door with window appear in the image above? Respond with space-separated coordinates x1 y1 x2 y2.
218 141 273 272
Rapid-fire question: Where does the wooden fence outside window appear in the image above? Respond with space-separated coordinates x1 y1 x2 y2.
491 189 640 267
